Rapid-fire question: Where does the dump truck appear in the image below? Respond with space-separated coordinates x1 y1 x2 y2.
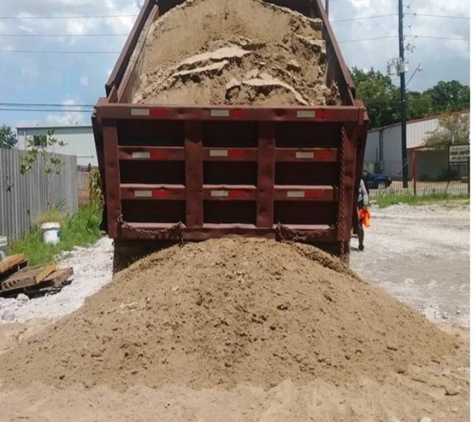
92 0 369 272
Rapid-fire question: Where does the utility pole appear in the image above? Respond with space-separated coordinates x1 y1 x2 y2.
325 0 330 16
398 0 408 188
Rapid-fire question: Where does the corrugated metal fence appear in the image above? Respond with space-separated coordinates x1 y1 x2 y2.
0 149 78 241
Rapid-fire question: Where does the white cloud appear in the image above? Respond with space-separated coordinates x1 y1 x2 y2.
0 0 469 128
45 99 87 126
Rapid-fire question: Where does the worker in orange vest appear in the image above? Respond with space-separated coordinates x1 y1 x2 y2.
356 178 369 251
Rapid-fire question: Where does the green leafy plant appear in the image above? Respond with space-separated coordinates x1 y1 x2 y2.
8 205 102 266
88 169 103 210
20 130 67 209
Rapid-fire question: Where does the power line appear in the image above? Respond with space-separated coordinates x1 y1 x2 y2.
0 108 93 113
408 34 469 41
0 14 138 20
330 14 397 23
0 102 94 107
0 98 469 113
412 13 469 20
0 49 120 54
0 33 129 37
339 36 397 43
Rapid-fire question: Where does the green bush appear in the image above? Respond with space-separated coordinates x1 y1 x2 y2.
8 205 102 266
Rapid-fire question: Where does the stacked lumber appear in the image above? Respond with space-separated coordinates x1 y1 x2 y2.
0 254 74 297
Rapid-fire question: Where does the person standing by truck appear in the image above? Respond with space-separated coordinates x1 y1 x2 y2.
356 178 369 251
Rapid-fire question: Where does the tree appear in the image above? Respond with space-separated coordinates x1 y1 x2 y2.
423 113 470 149
0 125 17 149
406 90 433 120
423 80 470 114
20 130 67 207
350 68 470 130
350 67 399 129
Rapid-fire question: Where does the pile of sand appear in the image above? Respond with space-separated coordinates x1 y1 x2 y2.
133 0 341 106
0 239 458 392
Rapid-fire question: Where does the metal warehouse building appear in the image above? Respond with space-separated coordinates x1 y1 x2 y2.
16 125 97 167
364 111 469 181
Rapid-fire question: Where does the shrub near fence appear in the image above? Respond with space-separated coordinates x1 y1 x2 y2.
0 149 78 241
364 158 470 197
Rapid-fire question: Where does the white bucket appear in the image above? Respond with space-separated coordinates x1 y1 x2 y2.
0 236 7 261
41 222 61 245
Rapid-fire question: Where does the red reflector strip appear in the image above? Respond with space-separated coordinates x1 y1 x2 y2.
228 149 247 158
210 109 247 118
228 190 248 198
131 151 168 160
315 110 334 119
296 110 335 120
152 189 171 199
209 149 247 158
230 109 247 118
150 108 169 117
133 189 171 199
210 189 248 198
304 190 324 198
314 150 334 160
287 190 324 198
150 151 168 160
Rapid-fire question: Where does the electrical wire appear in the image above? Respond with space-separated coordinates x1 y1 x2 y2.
330 14 397 23
0 49 120 54
0 98 469 113
0 14 138 20
0 33 129 37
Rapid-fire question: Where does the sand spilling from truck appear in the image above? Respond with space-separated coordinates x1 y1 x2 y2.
0 239 460 393
133 0 340 106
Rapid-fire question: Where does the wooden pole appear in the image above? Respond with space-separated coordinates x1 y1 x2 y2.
412 149 417 196
468 158 470 197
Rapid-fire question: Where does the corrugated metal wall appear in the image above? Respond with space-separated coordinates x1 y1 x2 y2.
16 126 97 167
0 149 78 241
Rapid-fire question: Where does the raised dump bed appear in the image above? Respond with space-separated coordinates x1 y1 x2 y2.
92 0 369 270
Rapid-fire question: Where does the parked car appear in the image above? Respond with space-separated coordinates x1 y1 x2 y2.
363 170 392 189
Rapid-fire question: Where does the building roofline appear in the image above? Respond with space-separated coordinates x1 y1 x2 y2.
368 109 470 133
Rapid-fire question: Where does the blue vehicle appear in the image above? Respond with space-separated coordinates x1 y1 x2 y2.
363 170 392 189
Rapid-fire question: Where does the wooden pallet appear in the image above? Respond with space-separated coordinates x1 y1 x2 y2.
0 254 26 275
1 263 57 292
24 267 74 296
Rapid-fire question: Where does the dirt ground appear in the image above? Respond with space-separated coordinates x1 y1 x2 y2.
350 202 470 328
0 203 469 422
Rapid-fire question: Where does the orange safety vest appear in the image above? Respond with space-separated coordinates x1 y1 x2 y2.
358 208 371 228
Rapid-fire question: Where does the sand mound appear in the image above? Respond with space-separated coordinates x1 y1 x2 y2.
133 0 340 106
0 239 456 392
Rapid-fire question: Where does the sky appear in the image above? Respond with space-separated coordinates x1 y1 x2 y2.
0 0 470 128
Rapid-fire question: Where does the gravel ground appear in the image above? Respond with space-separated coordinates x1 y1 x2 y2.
0 237 113 323
350 203 470 327
0 203 469 328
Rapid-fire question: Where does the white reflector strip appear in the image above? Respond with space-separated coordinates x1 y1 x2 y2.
131 108 150 116
132 152 151 159
296 151 314 159
296 110 316 118
211 190 229 197
211 109 230 117
134 190 153 198
287 191 305 198
209 150 228 157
